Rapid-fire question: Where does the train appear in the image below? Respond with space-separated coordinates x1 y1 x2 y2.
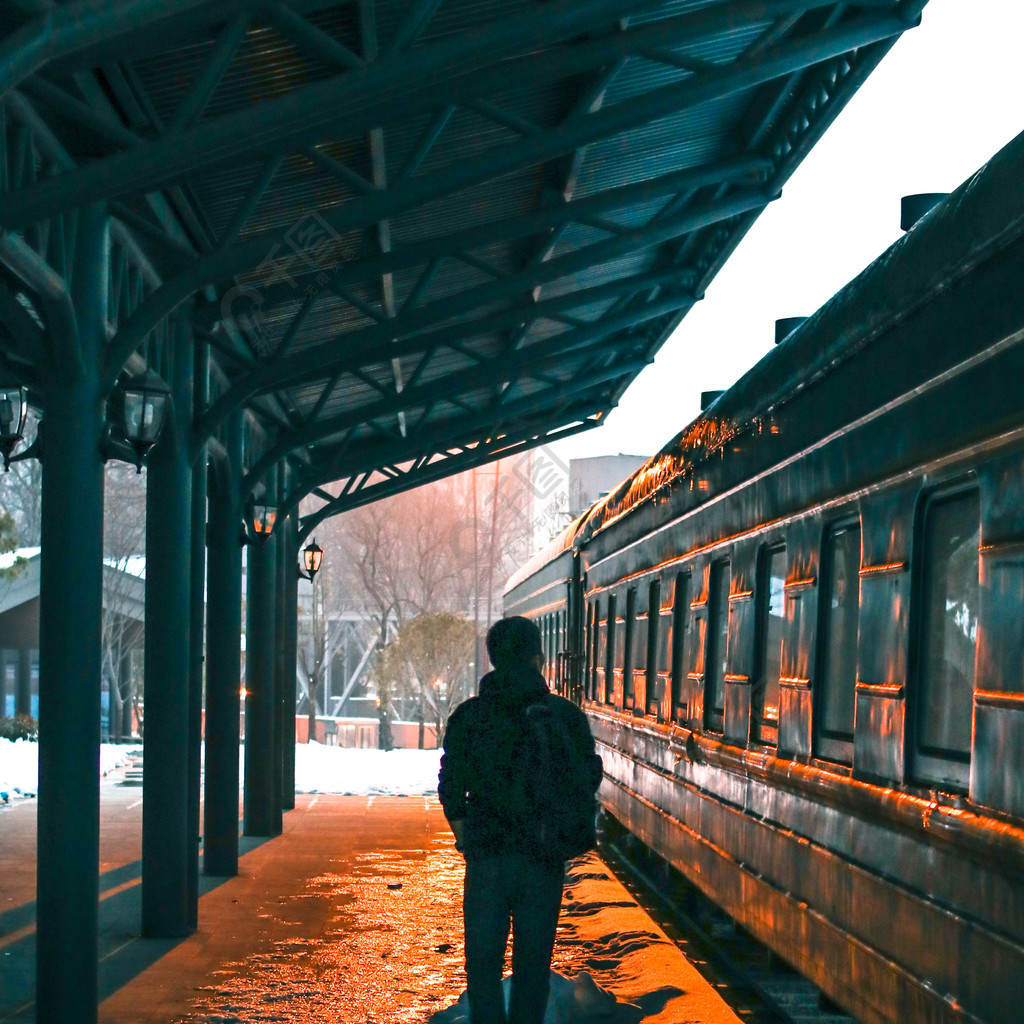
504 128 1024 1024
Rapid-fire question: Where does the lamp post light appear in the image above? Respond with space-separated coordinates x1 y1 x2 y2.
117 369 171 471
0 385 27 471
245 499 278 540
298 539 323 581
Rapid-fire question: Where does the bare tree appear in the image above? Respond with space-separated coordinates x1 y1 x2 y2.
331 460 534 722
296 565 349 742
0 411 42 547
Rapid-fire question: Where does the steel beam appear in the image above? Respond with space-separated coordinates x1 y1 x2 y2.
243 469 280 837
201 189 758 432
289 358 646 514
186 336 209 928
240 299 678 490
35 203 106 1024
232 154 770 314
99 6 905 379
297 414 601 534
1 0 767 221
0 0 225 99
203 413 243 876
279 511 298 810
141 317 194 938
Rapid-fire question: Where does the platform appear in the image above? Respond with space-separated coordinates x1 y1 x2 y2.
1 787 741 1024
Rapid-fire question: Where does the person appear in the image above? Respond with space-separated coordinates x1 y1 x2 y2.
438 616 603 1024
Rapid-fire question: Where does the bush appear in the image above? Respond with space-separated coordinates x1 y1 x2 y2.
0 714 38 741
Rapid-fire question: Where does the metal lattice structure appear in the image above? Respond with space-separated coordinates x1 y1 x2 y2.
1 0 923 527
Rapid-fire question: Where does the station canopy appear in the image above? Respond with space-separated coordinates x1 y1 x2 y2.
0 0 924 522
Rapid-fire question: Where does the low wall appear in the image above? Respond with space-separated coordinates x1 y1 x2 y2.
295 716 439 749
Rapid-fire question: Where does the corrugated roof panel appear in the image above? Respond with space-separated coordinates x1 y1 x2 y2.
389 167 546 246
574 93 748 198
37 0 919 510
413 0 530 47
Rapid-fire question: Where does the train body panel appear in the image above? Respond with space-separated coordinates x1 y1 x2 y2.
504 130 1024 1023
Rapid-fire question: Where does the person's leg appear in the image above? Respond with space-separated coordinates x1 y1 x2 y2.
507 856 565 1024
464 855 513 1024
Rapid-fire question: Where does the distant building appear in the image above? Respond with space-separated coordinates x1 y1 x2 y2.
0 549 145 738
568 454 649 518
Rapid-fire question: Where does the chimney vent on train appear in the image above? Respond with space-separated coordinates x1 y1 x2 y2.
775 317 807 345
900 193 948 231
700 390 724 411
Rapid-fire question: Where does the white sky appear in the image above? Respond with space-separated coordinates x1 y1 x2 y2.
550 0 1024 466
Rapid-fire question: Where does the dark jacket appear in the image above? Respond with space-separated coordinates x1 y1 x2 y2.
438 664 603 857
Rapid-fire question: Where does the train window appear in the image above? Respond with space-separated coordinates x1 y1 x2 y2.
611 593 625 707
623 588 637 709
585 601 594 701
753 545 786 746
605 593 617 705
544 615 551 684
646 578 662 717
596 599 610 704
816 523 861 764
705 559 731 732
913 489 979 790
633 587 650 715
671 572 689 723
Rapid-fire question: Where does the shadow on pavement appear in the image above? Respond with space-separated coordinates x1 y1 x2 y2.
0 835 273 1022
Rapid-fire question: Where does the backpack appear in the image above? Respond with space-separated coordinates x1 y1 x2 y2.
514 696 600 862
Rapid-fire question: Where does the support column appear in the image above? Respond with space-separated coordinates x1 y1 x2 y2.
16 645 31 716
141 317 193 938
281 514 298 810
243 484 279 836
187 337 208 928
203 414 243 876
36 203 107 1024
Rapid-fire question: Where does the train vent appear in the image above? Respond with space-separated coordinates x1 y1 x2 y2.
700 390 724 410
774 316 807 345
900 192 949 230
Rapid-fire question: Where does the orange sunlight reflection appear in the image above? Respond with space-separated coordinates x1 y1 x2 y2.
183 843 466 1023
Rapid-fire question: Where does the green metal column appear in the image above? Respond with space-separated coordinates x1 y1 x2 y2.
203 415 243 876
36 203 108 1024
187 337 209 927
141 317 194 938
244 469 280 836
281 513 298 810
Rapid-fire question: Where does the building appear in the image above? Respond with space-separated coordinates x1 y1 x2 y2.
0 549 145 739
568 454 650 518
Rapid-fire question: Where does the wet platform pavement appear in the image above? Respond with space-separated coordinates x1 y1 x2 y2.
1 789 742 1024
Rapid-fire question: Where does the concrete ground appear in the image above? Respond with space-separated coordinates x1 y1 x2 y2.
1 781 741 1024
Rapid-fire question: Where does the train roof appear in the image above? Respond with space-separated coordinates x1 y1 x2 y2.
574 126 1024 542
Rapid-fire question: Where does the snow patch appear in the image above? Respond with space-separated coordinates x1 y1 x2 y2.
292 742 441 795
0 739 135 803
430 970 643 1024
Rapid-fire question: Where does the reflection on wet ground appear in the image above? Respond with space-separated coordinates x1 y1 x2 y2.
180 850 688 1023
90 796 738 1024
183 840 467 1023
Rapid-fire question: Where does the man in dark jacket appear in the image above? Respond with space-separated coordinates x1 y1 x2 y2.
438 616 603 1024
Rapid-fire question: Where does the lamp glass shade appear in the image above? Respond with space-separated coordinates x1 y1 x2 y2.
302 541 323 575
250 503 277 536
0 387 26 442
121 370 170 447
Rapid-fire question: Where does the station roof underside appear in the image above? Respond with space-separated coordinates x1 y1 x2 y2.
0 0 924 527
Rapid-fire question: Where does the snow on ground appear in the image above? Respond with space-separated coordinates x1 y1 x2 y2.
431 971 645 1024
0 739 441 802
0 739 135 802
291 741 441 794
